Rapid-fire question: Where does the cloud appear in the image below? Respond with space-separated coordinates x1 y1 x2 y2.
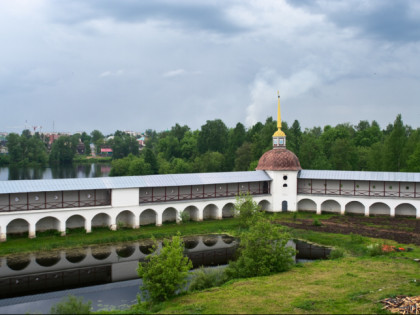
246 69 320 127
162 69 187 78
99 70 124 77
48 0 247 35
286 0 420 42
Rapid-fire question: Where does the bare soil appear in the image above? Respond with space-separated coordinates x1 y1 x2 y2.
276 215 420 245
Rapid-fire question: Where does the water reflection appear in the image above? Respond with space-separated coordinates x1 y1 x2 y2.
202 235 218 247
35 252 60 267
116 245 135 258
139 244 154 255
6 257 30 271
66 249 87 264
0 163 111 181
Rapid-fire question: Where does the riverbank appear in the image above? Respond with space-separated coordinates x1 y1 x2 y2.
92 217 420 314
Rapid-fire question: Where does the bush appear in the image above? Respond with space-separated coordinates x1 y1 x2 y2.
189 267 228 292
366 243 391 256
234 192 261 227
329 248 345 259
312 218 322 226
50 295 91 314
226 217 295 279
180 211 191 223
137 233 193 302
350 233 365 244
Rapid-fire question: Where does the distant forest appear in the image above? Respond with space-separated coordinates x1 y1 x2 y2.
2 114 419 174
110 114 420 175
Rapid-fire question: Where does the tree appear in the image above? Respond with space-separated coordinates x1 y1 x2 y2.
129 157 153 175
193 151 225 172
405 143 420 172
234 192 261 227
49 135 77 164
198 119 228 154
226 215 295 279
234 142 253 171
110 131 139 159
383 114 407 171
137 234 192 302
143 148 158 174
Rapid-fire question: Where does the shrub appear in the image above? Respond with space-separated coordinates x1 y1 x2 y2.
137 233 193 302
234 192 261 227
180 211 191 223
226 217 295 279
350 233 365 244
50 295 91 314
366 243 391 256
189 267 228 292
329 248 345 259
312 218 322 226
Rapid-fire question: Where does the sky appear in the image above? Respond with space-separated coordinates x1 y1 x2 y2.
1 0 419 135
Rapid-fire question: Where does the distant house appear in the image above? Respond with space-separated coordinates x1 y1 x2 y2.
76 142 85 155
100 147 113 157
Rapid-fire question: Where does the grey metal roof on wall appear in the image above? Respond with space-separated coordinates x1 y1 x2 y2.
0 171 272 194
298 170 420 182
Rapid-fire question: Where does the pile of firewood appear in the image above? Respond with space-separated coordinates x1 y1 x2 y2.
381 295 419 314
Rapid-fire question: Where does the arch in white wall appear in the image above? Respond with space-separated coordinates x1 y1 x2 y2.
222 203 235 218
297 199 317 212
116 210 136 228
258 199 271 211
66 214 86 230
321 199 341 214
395 203 416 217
345 201 365 215
369 202 390 216
203 204 218 220
183 205 199 221
91 213 111 229
162 207 178 223
140 209 157 226
36 216 60 233
6 218 29 236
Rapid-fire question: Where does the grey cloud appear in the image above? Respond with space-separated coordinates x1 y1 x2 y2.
286 0 420 42
49 0 247 35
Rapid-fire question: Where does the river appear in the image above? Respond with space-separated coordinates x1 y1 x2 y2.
0 163 111 181
0 236 331 313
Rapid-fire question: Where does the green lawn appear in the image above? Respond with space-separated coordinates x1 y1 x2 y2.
153 256 419 314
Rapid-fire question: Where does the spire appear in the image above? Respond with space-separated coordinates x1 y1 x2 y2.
273 91 285 137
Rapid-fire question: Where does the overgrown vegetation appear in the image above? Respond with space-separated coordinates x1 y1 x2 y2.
137 233 192 303
50 295 92 314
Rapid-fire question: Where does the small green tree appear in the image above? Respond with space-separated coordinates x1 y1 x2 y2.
50 295 91 314
226 217 295 279
234 192 261 227
137 233 193 302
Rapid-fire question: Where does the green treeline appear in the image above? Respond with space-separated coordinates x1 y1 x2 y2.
109 114 420 176
3 114 419 173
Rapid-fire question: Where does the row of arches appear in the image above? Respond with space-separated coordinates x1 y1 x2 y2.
297 198 417 217
3 199 271 240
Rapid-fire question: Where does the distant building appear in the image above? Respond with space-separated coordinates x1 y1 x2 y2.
100 147 113 157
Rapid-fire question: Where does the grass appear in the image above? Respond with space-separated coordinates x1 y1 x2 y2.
139 256 419 314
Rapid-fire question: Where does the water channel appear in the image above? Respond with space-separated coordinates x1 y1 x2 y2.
0 163 111 181
0 235 331 313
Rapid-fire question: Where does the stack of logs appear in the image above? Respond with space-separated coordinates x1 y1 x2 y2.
381 296 419 314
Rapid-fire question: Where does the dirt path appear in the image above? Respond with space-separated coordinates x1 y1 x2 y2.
276 215 420 245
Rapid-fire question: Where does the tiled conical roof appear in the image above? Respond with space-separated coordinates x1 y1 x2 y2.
256 148 302 171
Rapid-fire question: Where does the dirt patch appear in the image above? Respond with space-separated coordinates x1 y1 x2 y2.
276 215 420 245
